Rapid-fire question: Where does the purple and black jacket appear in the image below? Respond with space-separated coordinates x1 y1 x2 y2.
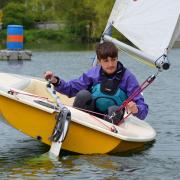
54 63 148 120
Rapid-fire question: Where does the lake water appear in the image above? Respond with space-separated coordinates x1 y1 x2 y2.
0 49 180 179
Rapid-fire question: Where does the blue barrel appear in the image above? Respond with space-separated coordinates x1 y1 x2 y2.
6 25 24 50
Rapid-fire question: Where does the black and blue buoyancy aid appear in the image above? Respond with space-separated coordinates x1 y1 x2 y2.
91 62 128 113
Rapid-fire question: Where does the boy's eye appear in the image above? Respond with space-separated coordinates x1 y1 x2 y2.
111 58 116 61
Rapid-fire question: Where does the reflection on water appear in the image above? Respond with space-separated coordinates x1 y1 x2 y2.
7 59 24 67
13 154 144 179
9 154 61 179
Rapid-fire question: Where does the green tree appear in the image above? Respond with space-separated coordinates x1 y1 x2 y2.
26 0 56 23
0 0 10 9
91 0 115 37
0 0 26 9
2 2 34 29
55 0 97 42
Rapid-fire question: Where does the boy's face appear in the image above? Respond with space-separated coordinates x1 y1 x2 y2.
99 57 118 75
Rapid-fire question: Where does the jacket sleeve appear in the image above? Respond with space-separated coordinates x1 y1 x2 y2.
125 72 149 120
54 70 94 98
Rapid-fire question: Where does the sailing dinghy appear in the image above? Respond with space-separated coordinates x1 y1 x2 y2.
0 0 180 155
0 72 155 154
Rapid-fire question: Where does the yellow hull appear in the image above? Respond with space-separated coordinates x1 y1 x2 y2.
0 94 146 154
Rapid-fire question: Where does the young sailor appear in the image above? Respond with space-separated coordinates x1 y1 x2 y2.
44 42 148 124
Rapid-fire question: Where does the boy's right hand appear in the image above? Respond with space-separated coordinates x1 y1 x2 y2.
44 71 58 84
44 71 54 80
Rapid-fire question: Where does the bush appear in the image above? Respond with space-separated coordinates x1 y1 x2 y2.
0 29 7 48
24 29 66 43
2 2 34 29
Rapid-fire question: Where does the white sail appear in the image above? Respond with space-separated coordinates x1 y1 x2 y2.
105 0 180 60
178 34 180 41
172 17 180 48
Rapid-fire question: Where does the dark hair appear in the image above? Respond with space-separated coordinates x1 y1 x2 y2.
96 41 118 60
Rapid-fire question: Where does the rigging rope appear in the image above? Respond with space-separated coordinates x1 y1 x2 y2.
8 70 160 133
8 89 55 104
